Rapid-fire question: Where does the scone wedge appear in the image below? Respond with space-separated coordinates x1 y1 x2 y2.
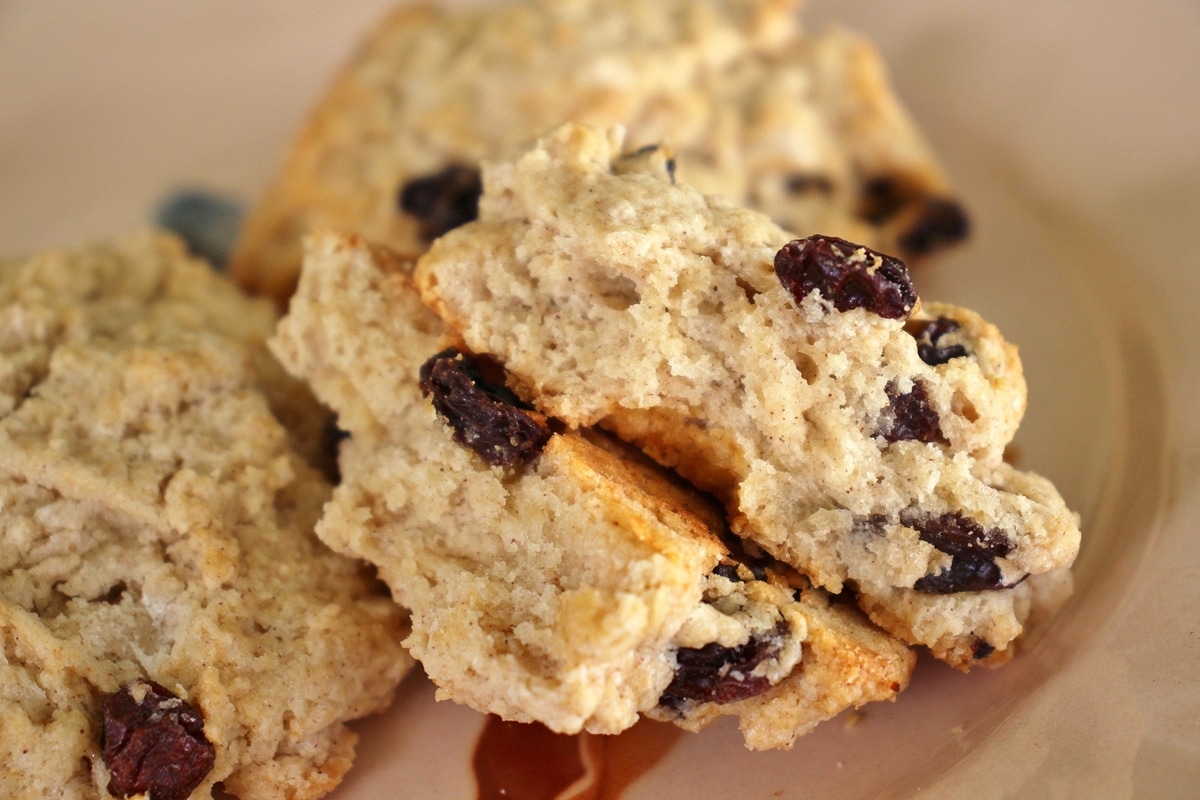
414 123 1081 670
232 0 967 303
0 232 412 800
271 229 914 749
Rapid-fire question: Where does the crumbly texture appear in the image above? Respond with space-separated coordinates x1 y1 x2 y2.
271 229 913 748
415 124 1080 669
0 232 412 800
231 0 966 303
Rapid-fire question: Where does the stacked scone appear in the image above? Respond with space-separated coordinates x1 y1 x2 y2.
234 0 1077 753
264 121 1079 750
271 226 914 749
415 125 1079 670
1 0 1083 796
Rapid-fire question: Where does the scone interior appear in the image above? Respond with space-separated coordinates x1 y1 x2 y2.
414 123 1081 669
271 228 914 748
231 0 967 303
0 232 412 800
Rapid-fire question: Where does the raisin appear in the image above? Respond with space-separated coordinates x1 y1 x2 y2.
785 173 834 195
913 555 1004 593
901 511 1018 594
712 563 743 583
906 317 969 365
857 176 913 225
419 349 550 468
879 380 946 444
398 164 482 242
318 417 349 483
711 559 769 584
898 198 970 258
774 235 916 320
101 680 215 800
659 622 788 708
902 510 1013 559
714 533 772 582
972 638 996 660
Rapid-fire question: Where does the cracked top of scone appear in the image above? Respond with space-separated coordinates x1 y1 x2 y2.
271 229 913 748
414 123 1080 669
0 231 412 800
231 0 966 302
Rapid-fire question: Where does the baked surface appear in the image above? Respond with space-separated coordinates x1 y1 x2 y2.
415 123 1080 669
231 0 966 302
0 232 412 800
272 229 914 748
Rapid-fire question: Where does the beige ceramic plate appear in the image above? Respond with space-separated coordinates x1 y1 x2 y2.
2 1 1198 797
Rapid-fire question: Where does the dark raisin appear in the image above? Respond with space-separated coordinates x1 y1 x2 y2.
398 164 482 242
419 349 550 468
785 173 834 195
101 680 215 800
774 235 916 320
659 622 788 708
712 563 744 583
857 176 913 224
318 418 350 483
879 380 946 444
913 555 1005 593
972 638 996 660
898 198 970 258
901 511 1018 594
901 510 1013 559
906 317 969 365
99 581 128 605
713 533 772 582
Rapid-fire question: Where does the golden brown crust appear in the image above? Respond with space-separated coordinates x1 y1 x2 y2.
232 0 965 305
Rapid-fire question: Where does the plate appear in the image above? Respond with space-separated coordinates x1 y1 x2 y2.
2 1 1198 797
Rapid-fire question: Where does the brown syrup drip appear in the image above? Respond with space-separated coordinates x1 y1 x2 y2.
473 716 682 800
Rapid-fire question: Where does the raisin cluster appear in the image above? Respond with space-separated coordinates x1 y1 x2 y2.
901 511 1020 594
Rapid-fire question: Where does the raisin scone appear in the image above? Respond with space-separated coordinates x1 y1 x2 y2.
270 229 914 749
231 0 967 303
0 232 412 800
415 123 1081 670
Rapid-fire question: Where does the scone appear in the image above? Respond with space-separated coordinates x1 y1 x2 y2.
0 232 412 800
415 123 1081 670
270 229 914 749
231 0 967 303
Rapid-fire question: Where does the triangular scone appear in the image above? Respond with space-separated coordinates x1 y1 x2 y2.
232 0 966 303
0 232 412 800
271 229 914 749
414 124 1081 669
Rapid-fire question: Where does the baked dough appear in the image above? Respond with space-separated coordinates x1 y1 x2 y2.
415 124 1079 669
232 0 967 303
0 232 412 800
271 228 914 749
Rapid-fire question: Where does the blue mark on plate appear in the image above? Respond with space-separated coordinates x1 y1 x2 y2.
154 189 244 270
